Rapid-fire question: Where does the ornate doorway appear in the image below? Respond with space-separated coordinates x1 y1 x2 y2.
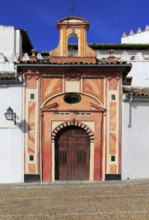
55 126 90 180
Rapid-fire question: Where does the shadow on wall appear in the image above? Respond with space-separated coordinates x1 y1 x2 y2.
131 102 149 109
127 101 149 128
18 119 29 134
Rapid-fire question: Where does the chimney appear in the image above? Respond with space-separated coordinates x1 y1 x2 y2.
108 50 116 62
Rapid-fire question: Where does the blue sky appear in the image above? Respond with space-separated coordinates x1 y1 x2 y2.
0 0 149 51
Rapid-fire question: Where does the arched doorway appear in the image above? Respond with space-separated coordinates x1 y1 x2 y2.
55 126 90 180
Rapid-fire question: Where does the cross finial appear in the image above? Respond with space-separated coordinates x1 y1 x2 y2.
70 0 75 15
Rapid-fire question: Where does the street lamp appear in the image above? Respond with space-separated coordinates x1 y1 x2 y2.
4 107 17 125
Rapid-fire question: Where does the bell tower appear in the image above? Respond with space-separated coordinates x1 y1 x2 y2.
50 16 96 63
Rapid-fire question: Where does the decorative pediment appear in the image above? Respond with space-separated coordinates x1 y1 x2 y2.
41 93 104 112
90 103 106 112
41 103 59 110
57 16 89 28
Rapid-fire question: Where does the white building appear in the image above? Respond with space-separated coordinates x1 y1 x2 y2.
121 25 149 44
0 26 32 183
121 26 149 180
90 35 149 180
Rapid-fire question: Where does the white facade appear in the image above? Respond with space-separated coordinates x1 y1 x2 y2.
0 26 22 60
120 28 149 180
0 85 24 183
127 61 149 86
122 101 149 180
0 25 31 183
121 26 149 44
95 28 149 180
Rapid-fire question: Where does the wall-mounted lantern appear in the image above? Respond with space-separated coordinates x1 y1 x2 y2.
4 107 18 125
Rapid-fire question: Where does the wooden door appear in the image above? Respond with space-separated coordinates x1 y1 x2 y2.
55 126 90 180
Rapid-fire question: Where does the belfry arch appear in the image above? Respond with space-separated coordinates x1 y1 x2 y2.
67 32 79 56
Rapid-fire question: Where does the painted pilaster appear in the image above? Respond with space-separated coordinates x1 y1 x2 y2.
24 76 39 176
106 77 120 178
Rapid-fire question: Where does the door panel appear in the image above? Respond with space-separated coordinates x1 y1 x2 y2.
55 126 90 180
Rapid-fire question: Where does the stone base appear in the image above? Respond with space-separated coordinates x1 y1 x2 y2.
24 174 40 183
105 174 121 181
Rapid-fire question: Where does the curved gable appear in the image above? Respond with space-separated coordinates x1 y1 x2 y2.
41 93 105 112
57 16 89 25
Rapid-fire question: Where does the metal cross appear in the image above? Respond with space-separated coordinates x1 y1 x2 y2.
70 0 75 15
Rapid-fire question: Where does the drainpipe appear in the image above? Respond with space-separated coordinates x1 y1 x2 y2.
39 78 42 182
128 95 133 127
40 112 42 182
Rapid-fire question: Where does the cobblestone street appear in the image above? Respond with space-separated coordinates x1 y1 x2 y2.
0 179 149 220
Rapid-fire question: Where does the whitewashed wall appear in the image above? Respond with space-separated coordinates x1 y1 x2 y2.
0 85 24 183
127 62 149 87
122 30 149 44
121 31 149 44
121 25 149 179
122 59 149 179
0 26 22 60
0 25 25 183
122 101 149 179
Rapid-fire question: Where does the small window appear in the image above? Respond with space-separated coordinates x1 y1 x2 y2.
74 112 80 115
30 94 35 99
64 93 81 104
86 113 91 115
111 94 116 100
54 112 70 115
111 156 115 162
30 155 34 161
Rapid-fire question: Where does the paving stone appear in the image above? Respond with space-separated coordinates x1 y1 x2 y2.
0 180 148 219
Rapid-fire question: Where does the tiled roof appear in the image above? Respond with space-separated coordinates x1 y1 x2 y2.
0 72 16 79
39 43 149 56
18 51 128 65
18 59 128 65
17 51 132 80
69 43 149 50
123 86 149 97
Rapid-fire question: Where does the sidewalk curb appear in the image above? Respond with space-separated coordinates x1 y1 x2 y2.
0 178 149 188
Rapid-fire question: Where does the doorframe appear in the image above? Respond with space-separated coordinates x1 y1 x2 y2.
51 124 94 182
